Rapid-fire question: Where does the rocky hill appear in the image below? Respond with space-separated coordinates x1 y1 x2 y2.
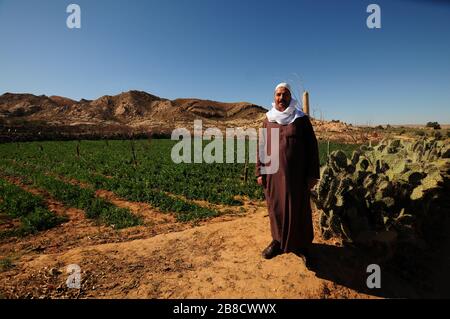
0 90 369 143
0 91 268 141
0 91 265 125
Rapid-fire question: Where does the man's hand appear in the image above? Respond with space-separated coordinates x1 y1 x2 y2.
257 175 265 187
308 178 319 190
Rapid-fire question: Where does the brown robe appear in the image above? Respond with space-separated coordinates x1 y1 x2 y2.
256 116 320 253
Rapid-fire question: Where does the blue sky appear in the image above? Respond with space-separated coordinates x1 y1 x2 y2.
0 0 449 125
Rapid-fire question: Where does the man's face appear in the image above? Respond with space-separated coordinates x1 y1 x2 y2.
274 87 291 111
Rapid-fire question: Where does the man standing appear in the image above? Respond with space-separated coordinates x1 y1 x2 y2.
256 83 320 260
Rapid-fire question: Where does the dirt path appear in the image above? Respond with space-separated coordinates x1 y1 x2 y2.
1 205 383 299
2 196 448 298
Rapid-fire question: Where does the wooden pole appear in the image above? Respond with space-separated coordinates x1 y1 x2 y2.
302 91 310 116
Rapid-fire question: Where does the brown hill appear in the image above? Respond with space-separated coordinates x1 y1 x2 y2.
48 96 77 107
0 93 59 118
0 90 371 143
0 91 266 126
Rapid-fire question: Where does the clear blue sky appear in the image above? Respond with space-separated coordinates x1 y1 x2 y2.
1 0 449 125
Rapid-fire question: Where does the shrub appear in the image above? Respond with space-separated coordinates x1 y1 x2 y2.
416 130 425 136
312 138 450 254
426 122 441 130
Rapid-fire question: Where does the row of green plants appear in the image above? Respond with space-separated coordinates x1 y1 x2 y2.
0 138 360 240
0 178 66 238
0 158 219 223
0 139 358 206
0 161 141 229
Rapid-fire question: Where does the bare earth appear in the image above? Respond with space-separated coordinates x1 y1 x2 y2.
0 206 371 299
1 182 449 299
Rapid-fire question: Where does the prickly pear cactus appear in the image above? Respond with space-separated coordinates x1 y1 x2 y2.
312 138 450 250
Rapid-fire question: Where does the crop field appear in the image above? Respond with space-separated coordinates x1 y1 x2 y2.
1 138 449 299
0 139 358 238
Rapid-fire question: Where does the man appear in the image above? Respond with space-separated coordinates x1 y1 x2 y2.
256 83 320 260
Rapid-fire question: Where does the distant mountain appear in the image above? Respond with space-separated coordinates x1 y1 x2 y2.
0 90 367 143
0 90 266 126
0 90 268 141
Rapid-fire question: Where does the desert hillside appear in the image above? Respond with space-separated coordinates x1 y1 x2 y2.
0 91 371 143
0 91 265 125
4 90 445 144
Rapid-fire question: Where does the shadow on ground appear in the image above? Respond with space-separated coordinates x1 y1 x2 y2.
296 230 450 299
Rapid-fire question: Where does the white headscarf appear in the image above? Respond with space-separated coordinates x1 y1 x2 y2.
266 83 306 125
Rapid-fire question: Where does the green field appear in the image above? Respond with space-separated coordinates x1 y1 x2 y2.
0 139 359 237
